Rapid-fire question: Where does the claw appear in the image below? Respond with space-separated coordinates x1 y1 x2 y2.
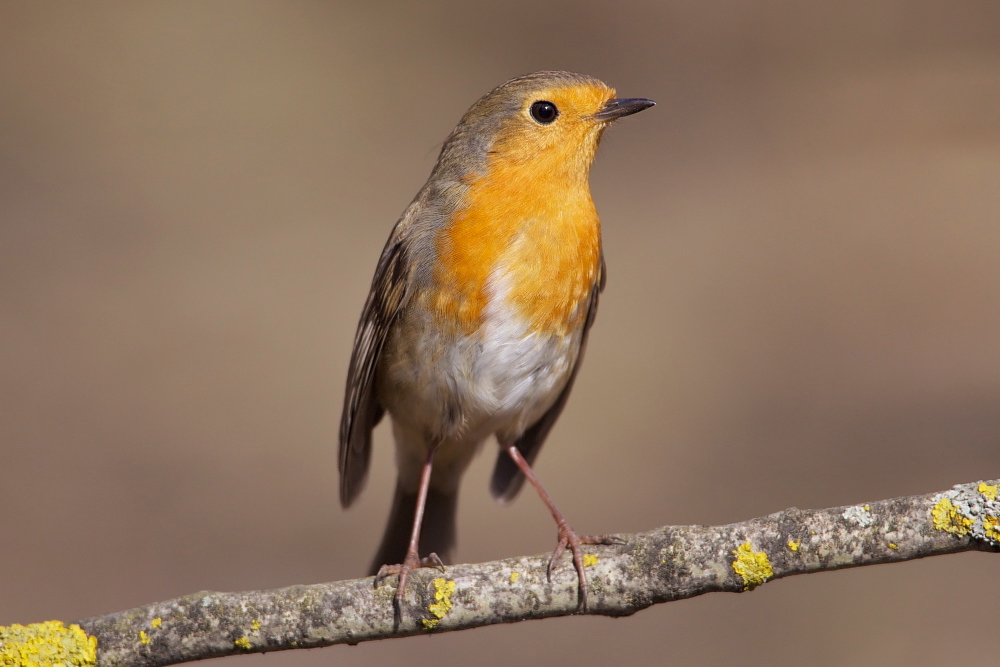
374 551 448 626
546 527 621 611
423 552 446 572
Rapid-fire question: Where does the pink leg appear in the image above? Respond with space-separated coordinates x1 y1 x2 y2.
375 445 445 620
504 445 619 611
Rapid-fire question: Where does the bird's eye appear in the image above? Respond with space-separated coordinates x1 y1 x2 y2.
529 100 559 124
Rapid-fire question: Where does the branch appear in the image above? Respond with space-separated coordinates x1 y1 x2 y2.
4 480 997 666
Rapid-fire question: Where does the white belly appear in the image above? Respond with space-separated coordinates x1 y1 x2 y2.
377 269 582 489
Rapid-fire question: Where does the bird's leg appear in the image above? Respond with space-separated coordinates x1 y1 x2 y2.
503 445 620 612
375 444 445 622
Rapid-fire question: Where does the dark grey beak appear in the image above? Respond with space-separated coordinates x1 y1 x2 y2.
593 97 655 121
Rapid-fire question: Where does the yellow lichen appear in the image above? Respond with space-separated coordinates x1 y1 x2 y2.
0 620 98 666
150 617 162 629
250 620 261 632
979 483 999 501
983 515 1000 542
932 498 973 536
421 578 457 630
889 543 899 550
583 554 599 568
509 572 520 584
731 542 773 591
787 539 800 552
139 630 150 645
234 636 252 650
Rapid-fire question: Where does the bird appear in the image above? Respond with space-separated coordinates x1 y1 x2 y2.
338 71 654 616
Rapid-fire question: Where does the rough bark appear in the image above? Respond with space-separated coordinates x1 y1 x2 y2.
3 480 996 666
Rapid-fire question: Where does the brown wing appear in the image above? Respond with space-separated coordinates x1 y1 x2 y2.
489 254 606 502
338 229 410 507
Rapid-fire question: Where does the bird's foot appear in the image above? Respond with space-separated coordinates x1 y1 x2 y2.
375 551 446 623
547 525 624 612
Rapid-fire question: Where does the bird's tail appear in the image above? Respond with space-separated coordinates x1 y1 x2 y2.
368 481 458 576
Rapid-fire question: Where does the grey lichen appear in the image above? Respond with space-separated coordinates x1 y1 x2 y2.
56 479 999 666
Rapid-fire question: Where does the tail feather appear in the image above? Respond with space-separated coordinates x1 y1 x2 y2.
368 481 458 576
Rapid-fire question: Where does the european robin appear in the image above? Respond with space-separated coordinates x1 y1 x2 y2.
339 71 653 615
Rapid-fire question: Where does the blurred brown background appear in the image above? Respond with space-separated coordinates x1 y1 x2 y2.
2 2 998 665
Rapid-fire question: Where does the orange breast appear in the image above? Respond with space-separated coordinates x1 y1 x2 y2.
432 155 601 336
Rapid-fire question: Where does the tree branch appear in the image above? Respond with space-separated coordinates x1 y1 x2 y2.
4 480 997 666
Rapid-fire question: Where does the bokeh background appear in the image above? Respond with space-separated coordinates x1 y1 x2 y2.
2 2 998 665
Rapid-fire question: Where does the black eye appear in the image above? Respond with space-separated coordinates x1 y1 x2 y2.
529 100 559 124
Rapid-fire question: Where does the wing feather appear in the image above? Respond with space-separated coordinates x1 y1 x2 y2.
338 228 411 507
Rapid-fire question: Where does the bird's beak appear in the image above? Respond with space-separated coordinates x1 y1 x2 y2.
592 97 655 122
